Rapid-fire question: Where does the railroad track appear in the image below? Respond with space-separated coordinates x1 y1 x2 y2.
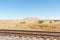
0 29 60 40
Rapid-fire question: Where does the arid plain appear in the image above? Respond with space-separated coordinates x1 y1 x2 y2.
0 17 60 32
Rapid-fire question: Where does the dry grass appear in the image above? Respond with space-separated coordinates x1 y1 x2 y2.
0 18 60 32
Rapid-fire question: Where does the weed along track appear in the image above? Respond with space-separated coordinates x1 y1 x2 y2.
0 29 60 40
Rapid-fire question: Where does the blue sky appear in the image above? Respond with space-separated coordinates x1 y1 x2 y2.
0 0 60 20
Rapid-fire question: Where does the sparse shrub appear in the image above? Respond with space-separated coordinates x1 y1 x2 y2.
49 21 52 23
38 20 44 23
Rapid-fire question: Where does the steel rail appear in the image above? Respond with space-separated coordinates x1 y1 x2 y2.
0 29 60 37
